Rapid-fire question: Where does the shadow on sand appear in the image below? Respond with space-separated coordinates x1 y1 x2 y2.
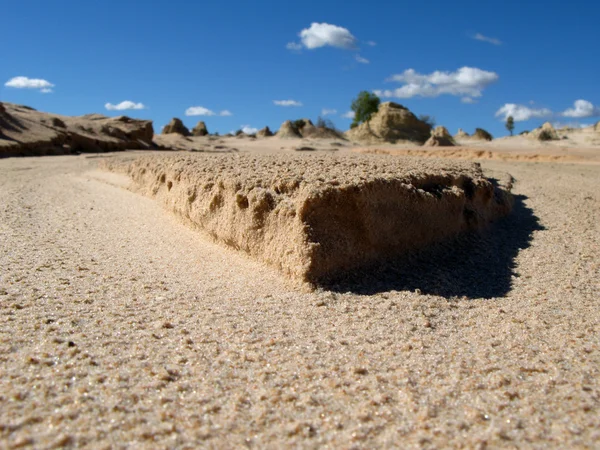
324 194 544 299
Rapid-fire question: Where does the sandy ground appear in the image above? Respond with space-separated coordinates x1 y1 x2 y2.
1 148 599 448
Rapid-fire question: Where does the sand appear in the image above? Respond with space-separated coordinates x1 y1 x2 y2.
1 148 599 448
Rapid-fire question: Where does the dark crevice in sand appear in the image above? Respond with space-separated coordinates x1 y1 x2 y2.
324 194 544 299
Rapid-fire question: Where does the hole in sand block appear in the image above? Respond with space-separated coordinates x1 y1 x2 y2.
236 193 249 209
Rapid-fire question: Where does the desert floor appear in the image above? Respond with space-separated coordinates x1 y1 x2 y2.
0 146 598 448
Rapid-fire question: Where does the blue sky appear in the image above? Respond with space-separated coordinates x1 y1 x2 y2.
2 0 599 137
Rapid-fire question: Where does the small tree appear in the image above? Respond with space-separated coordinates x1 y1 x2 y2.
351 91 380 128
505 115 515 136
418 114 436 129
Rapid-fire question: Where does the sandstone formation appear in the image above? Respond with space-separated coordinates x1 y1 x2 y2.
424 126 455 147
595 121 600 132
275 119 344 140
275 120 302 139
191 121 208 136
472 128 493 141
0 102 154 157
256 126 274 137
345 102 432 144
162 118 190 136
529 122 559 141
455 128 470 139
102 153 513 284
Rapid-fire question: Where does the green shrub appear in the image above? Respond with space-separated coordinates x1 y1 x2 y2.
418 114 436 129
351 91 380 127
293 119 306 130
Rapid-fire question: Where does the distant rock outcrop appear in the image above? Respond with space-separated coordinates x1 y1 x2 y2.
455 128 470 139
0 102 155 157
424 126 455 147
162 118 190 136
472 128 493 141
594 121 600 132
529 122 559 141
191 121 208 136
345 102 432 143
257 126 274 137
275 120 302 139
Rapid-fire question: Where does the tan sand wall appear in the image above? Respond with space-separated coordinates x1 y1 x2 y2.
102 154 513 283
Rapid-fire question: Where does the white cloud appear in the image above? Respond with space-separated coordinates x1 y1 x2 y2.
40 88 53 94
105 101 146 111
274 100 303 107
321 109 337 116
286 42 303 51
5 76 54 92
186 106 215 116
366 41 377 46
495 104 553 122
461 97 477 104
374 67 499 99
341 111 355 119
241 125 258 134
185 106 232 116
473 33 502 46
298 22 358 50
355 54 369 64
561 99 600 118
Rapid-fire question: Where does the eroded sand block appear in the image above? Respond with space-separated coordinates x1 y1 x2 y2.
102 154 513 283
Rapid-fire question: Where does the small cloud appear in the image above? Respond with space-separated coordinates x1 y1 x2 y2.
321 109 337 116
296 22 358 50
366 41 377 46
241 125 258 134
341 111 355 119
472 33 502 46
274 100 303 107
185 106 233 117
105 101 146 111
355 54 370 64
286 42 303 51
461 97 477 104
495 103 553 121
5 76 55 92
561 99 600 118
375 66 499 100
186 106 215 116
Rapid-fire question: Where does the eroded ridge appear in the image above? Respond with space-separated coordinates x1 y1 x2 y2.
102 154 513 283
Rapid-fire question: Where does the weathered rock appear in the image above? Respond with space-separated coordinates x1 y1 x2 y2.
455 128 470 139
257 126 274 137
0 102 155 157
191 121 208 136
529 122 559 141
424 126 455 147
275 120 302 139
162 118 190 136
345 102 432 143
472 128 493 141
595 121 600 132
101 153 513 284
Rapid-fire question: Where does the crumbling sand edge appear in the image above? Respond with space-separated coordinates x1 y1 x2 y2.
100 154 513 283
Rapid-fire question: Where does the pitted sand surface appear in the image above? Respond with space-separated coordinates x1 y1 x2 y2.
101 154 512 283
0 154 599 448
